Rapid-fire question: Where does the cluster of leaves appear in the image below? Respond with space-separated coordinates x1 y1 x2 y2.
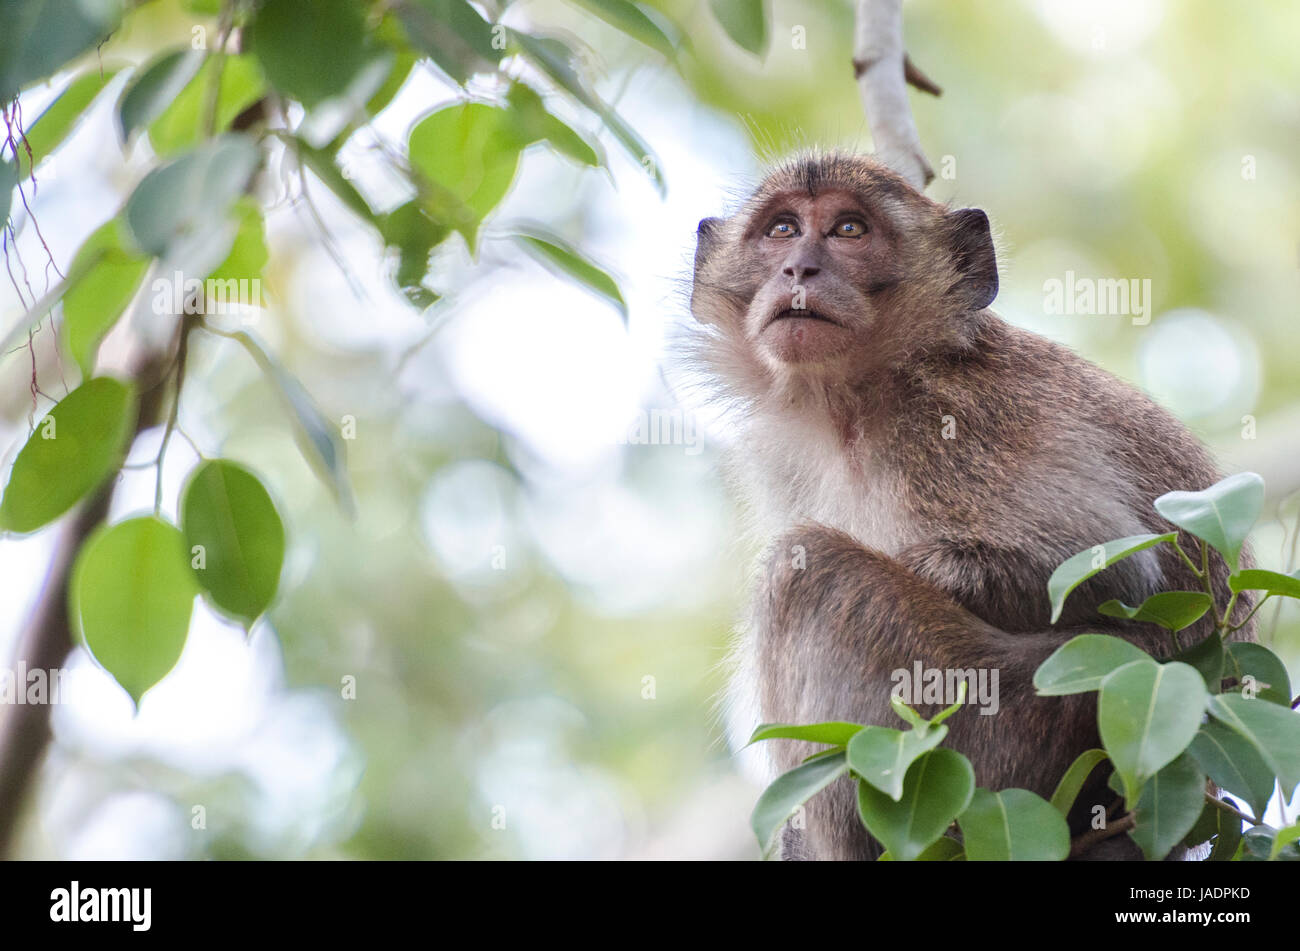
0 0 751 705
751 472 1300 861
750 688 1072 861
2 0 676 317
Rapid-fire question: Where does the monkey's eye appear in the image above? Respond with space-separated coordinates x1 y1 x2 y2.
766 219 799 238
832 218 868 238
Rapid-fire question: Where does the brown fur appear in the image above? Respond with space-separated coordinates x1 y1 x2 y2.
688 152 1255 861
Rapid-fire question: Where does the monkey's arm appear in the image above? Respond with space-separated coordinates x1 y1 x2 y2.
758 523 1100 805
763 525 1083 687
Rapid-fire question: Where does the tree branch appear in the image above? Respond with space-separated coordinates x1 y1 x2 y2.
851 0 934 190
0 349 171 857
1069 812 1137 858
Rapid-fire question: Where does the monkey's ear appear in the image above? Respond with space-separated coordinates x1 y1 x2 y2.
691 217 724 323
945 208 998 311
694 217 721 270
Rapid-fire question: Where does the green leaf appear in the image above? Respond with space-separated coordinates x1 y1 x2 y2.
801 748 846 764
1049 748 1109 816
1098 659 1208 804
181 460 285 626
880 836 963 862
70 515 198 706
747 721 865 748
0 378 134 533
1208 692 1300 802
1154 472 1264 572
512 228 627 320
396 0 498 86
117 48 204 142
1186 720 1275 821
1181 798 1219 848
916 836 964 861
1129 753 1206 860
16 68 121 177
1229 568 1300 600
1097 591 1213 632
408 102 522 249
1185 795 1245 860
509 30 665 195
246 0 377 108
62 220 150 376
709 0 768 55
207 198 268 297
855 749 974 861
1207 803 1243 861
1033 634 1151 695
1107 767 1124 799
929 679 968 727
1240 827 1276 861
297 56 394 149
1240 825 1300 861
148 55 266 157
1271 823 1300 861
359 20 416 122
124 135 260 276
0 0 123 102
505 84 602 167
888 693 928 730
1047 533 1176 623
750 751 848 857
378 201 447 308
1224 642 1293 707
958 788 1070 861
564 0 680 60
222 330 353 513
846 724 947 801
1168 631 1225 692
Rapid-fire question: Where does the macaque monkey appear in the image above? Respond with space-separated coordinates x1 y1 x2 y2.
688 152 1254 860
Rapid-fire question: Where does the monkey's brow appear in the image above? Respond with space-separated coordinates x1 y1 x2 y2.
742 191 873 234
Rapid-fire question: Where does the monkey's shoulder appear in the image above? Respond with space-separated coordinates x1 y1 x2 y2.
890 316 1214 475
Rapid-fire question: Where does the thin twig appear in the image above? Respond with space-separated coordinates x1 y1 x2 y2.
154 320 193 513
902 53 942 96
1069 812 1137 858
1205 791 1257 827
200 1 236 139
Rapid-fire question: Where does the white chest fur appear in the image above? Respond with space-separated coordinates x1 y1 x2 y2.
722 409 915 785
735 410 913 556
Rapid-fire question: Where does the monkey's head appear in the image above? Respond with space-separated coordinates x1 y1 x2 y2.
690 152 997 390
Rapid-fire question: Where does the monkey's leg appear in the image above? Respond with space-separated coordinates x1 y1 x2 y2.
758 523 1104 860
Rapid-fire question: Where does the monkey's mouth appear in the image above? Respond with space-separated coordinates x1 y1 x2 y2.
768 308 841 328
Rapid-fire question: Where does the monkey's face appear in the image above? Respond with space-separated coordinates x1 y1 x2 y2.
691 154 999 389
739 188 905 369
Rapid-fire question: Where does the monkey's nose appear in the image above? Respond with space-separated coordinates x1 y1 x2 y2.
697 217 721 237
783 264 821 280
